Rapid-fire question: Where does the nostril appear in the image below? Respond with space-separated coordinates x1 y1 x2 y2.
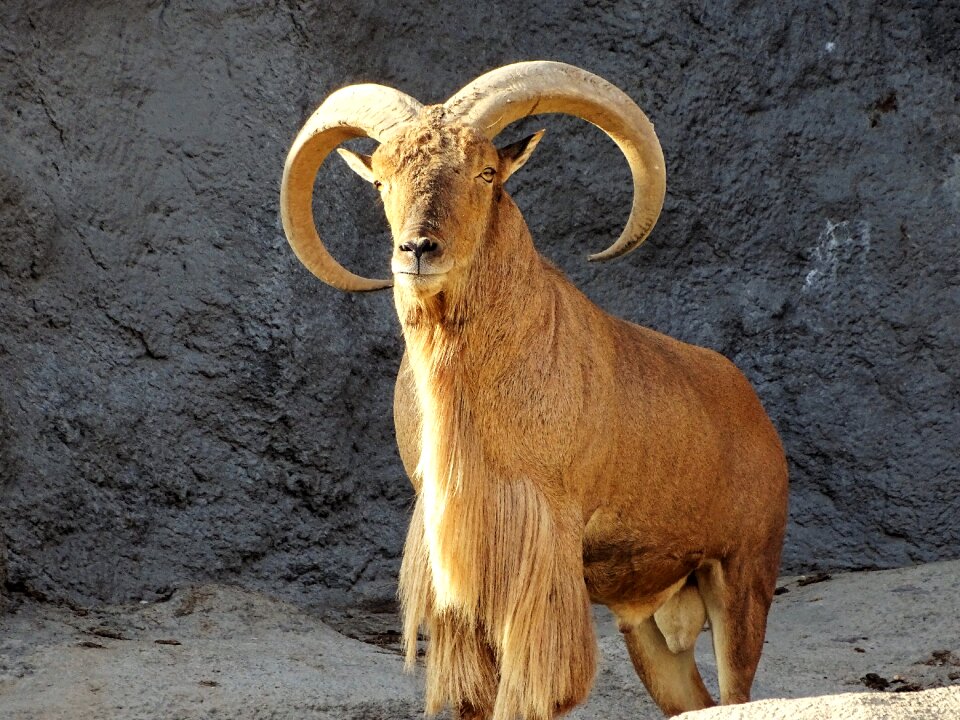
399 238 438 260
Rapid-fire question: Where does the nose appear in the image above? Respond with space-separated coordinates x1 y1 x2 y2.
398 237 438 260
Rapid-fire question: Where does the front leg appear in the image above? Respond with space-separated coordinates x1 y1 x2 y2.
427 610 498 718
402 478 597 720
487 484 597 720
400 496 498 718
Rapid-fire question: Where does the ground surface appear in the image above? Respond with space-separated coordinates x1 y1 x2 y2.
2 561 958 719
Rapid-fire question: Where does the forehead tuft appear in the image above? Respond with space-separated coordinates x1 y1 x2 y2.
377 105 490 171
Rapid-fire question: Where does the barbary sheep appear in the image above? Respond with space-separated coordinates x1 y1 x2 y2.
281 61 788 720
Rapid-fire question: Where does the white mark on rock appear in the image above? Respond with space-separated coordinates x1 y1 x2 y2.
825 41 836 53
803 219 871 294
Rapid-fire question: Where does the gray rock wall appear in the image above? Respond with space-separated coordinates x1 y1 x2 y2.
1 1 957 609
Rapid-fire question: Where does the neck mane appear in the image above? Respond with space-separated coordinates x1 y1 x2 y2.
395 194 553 605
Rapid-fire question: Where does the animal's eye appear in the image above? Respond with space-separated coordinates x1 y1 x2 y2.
373 180 383 191
479 167 496 183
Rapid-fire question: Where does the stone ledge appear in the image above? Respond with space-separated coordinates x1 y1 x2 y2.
680 686 960 720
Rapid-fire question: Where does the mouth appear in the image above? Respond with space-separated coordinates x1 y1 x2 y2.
391 257 454 279
394 270 447 278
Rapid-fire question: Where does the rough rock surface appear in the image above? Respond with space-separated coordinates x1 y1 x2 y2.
1 2 958 609
2 561 959 718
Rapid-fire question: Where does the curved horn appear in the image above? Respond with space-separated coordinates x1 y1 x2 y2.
444 61 665 262
281 85 422 291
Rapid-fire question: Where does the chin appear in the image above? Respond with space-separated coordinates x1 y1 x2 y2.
393 272 447 298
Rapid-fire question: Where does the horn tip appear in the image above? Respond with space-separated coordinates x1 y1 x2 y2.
587 252 611 263
588 234 649 263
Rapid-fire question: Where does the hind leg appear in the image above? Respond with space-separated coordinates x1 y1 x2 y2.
695 557 777 704
619 614 714 716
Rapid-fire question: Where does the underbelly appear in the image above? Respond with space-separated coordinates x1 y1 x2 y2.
582 537 706 607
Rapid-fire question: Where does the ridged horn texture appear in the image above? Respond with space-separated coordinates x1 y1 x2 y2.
444 61 666 261
281 84 422 291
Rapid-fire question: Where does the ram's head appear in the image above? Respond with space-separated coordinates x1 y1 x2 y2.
337 110 544 300
281 62 667 297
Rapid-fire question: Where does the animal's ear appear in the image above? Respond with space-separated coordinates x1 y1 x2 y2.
336 148 376 184
497 130 545 181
